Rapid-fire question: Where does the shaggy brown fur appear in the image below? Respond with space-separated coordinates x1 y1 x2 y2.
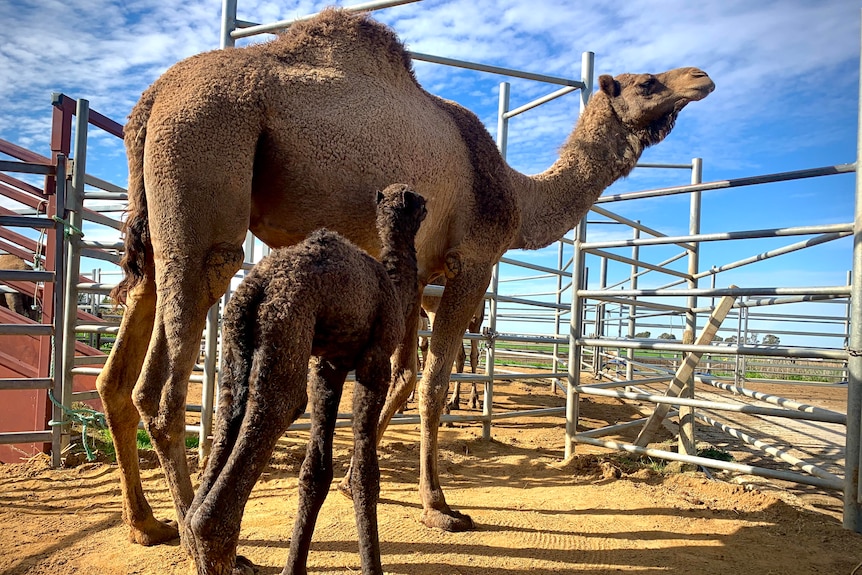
97 8 714 544
0 254 39 321
184 185 426 575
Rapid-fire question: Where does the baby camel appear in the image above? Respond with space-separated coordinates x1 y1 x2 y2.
185 184 426 575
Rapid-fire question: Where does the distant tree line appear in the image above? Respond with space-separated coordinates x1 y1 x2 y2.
629 331 781 346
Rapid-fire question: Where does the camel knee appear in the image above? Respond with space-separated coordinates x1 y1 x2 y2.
444 249 463 279
96 374 140 423
419 378 451 416
203 243 244 303
389 367 417 406
299 441 335 500
351 439 380 480
133 388 183 448
131 380 164 424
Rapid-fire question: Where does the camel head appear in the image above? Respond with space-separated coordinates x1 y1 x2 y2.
598 67 715 147
376 183 428 241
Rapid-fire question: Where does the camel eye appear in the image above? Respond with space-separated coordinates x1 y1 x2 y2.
639 76 656 92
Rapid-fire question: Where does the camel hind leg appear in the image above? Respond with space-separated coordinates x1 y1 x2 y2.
132 242 244 535
187 336 310 575
96 274 177 545
130 125 257 541
285 359 349 575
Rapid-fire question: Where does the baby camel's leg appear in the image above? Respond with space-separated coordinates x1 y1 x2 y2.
187 343 309 575
186 351 250 524
350 348 391 575
284 359 348 575
338 289 421 500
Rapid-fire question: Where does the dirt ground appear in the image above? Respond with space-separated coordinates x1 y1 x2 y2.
1 374 861 575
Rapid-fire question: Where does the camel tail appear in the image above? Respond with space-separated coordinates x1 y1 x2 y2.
218 271 269 424
111 89 156 305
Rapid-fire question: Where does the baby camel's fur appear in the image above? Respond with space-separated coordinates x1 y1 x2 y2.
185 184 426 575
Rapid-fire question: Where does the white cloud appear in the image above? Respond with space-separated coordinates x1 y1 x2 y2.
0 0 857 348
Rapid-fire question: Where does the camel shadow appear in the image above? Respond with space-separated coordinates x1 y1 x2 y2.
233 496 861 575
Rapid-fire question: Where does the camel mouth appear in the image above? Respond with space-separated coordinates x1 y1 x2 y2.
684 73 715 102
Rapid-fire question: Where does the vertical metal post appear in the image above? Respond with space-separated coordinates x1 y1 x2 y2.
679 158 702 456
580 52 594 113
220 0 238 48
60 99 89 452
843 10 862 531
740 298 750 379
565 51 594 458
199 304 219 459
846 270 852 386
50 155 67 467
734 304 744 385
626 225 640 381
566 223 587 458
496 82 510 158
552 240 565 392
482 81 510 440
482 268 498 441
594 255 608 376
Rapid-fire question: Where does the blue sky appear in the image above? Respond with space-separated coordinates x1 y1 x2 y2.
0 0 859 347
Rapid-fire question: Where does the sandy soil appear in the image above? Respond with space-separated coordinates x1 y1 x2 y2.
1 375 860 575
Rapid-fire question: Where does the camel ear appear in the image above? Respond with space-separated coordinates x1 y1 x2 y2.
598 75 620 97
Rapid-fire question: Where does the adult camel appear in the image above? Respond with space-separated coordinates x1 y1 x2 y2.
98 9 714 546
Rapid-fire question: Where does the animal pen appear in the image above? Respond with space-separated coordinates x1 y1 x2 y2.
0 0 860 535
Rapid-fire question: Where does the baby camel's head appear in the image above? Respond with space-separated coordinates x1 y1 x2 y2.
376 183 427 244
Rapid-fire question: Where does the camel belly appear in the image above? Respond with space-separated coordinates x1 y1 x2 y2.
248 93 472 274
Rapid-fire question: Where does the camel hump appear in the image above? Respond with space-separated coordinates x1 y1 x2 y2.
266 8 416 83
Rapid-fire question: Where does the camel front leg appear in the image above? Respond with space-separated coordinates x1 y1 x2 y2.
350 348 391 575
96 278 179 545
338 287 422 499
417 262 491 532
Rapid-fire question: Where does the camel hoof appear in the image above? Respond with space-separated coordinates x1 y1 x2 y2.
128 517 180 546
420 508 474 532
233 555 258 575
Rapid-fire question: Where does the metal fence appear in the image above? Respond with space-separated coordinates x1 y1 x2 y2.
0 0 858 533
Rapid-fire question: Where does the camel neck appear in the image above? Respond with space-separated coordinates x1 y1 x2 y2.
379 231 419 315
509 94 643 251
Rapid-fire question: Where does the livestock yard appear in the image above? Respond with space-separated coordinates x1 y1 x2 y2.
2 1 862 574
2 374 860 575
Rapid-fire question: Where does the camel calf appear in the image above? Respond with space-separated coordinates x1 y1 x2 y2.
185 184 426 575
